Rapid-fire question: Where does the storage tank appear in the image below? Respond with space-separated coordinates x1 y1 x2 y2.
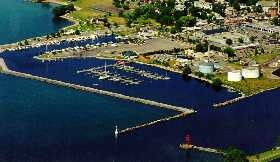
228 70 242 82
199 62 214 74
241 67 260 78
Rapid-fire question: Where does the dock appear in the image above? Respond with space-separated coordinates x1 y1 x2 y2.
115 65 170 80
77 67 142 85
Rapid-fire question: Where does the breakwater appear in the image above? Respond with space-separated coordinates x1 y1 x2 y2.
213 85 280 108
179 144 225 155
0 61 194 114
119 112 190 134
0 58 8 71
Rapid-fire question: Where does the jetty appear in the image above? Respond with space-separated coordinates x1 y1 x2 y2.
119 112 190 134
179 144 225 155
0 59 194 114
0 58 8 71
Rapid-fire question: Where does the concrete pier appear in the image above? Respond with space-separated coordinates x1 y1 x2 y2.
119 112 190 134
3 70 194 113
179 144 225 155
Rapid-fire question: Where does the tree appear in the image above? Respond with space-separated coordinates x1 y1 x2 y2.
272 16 280 26
226 39 233 46
75 29 81 35
238 37 244 43
224 148 248 162
212 2 226 17
24 40 29 45
182 66 192 80
212 78 222 89
232 2 240 11
224 47 235 57
52 4 75 18
195 41 209 52
253 5 263 13
176 16 196 29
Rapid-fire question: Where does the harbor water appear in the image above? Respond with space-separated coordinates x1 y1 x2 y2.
0 0 71 45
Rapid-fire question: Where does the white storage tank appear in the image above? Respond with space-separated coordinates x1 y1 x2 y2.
227 70 242 82
241 67 260 79
199 62 214 74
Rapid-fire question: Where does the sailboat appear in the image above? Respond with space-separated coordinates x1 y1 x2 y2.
99 61 110 80
114 125 119 139
163 72 170 80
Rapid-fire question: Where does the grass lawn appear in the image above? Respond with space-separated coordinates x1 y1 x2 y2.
248 148 280 162
57 0 126 25
254 52 280 64
216 73 280 95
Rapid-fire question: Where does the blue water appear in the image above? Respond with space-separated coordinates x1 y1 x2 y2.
126 88 280 156
0 74 223 162
0 0 72 45
2 72 280 161
1 0 280 161
0 35 239 110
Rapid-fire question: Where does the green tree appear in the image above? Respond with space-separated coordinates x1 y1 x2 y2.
212 78 222 89
253 5 263 13
272 16 280 26
212 2 226 17
52 4 75 18
224 148 248 162
176 16 196 29
226 39 233 46
75 29 81 35
238 37 244 43
224 47 235 57
182 66 192 79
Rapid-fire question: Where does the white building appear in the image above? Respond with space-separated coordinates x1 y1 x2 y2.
194 0 213 10
242 67 260 79
228 70 242 82
175 0 187 11
257 1 277 13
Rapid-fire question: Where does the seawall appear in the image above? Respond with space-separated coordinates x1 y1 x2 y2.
0 59 194 114
119 112 189 134
0 58 8 71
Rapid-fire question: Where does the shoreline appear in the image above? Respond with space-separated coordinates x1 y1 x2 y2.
0 0 79 48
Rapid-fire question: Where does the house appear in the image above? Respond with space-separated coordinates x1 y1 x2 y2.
256 1 278 13
122 51 138 59
194 0 213 10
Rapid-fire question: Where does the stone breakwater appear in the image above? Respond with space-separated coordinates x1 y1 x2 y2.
119 112 191 134
0 58 8 71
213 86 280 108
179 144 225 155
0 60 194 114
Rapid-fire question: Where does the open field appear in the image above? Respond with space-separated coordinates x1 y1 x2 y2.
54 0 126 25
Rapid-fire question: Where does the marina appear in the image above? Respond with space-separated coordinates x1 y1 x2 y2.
77 61 171 85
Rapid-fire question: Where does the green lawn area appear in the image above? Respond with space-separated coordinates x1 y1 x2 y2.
58 0 126 24
254 52 279 64
248 148 280 162
216 73 280 95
